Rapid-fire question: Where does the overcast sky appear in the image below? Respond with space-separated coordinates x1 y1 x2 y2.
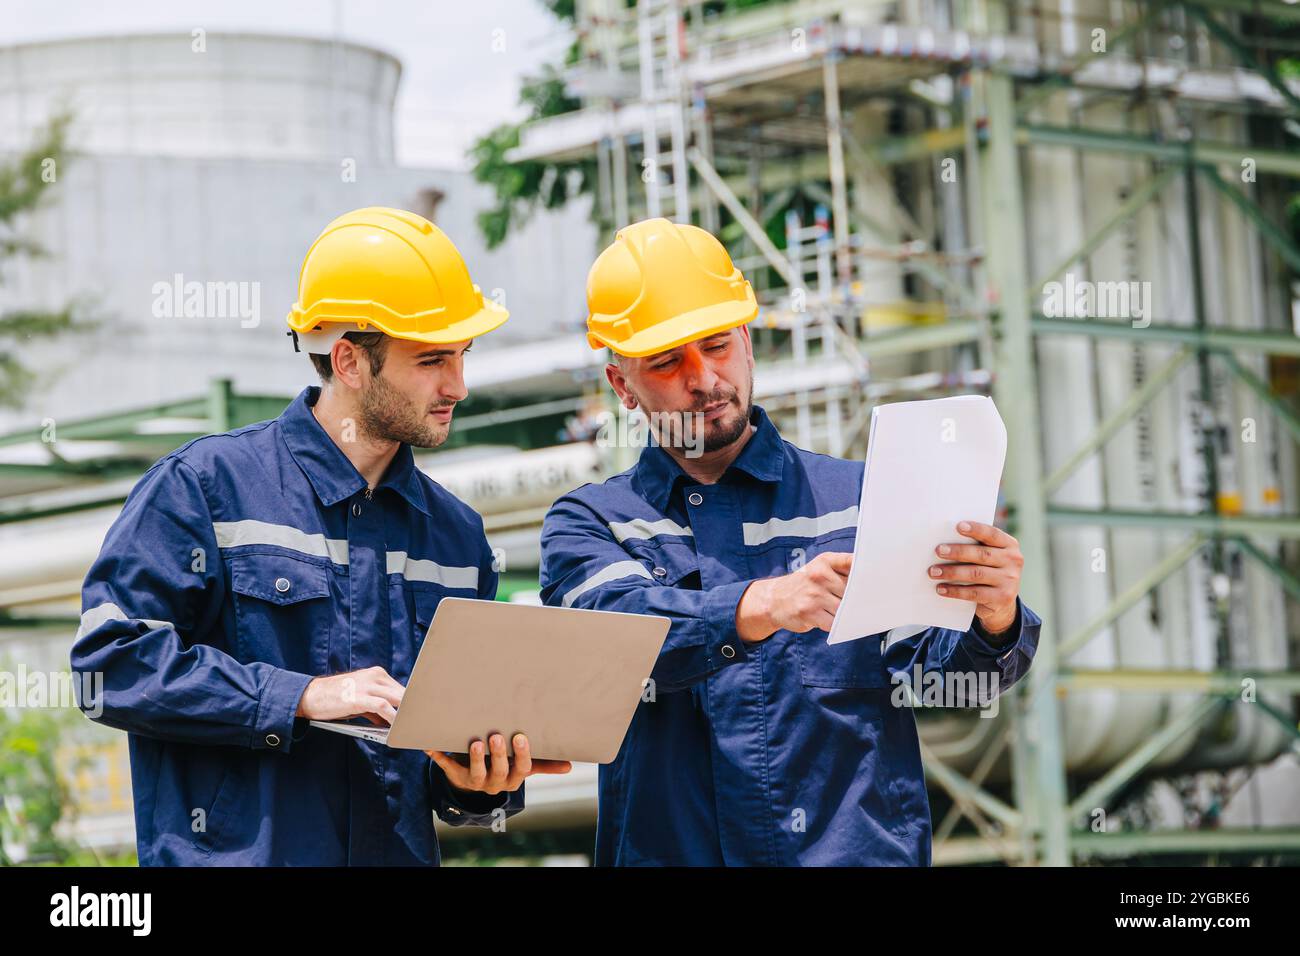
0 0 572 168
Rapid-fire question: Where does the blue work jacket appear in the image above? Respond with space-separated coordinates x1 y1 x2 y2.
71 385 520 865
539 404 1040 866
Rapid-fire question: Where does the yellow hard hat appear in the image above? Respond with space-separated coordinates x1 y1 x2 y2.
586 218 757 358
287 206 507 352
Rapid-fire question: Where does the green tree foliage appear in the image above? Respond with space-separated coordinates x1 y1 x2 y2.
0 113 95 408
0 694 83 864
470 69 597 249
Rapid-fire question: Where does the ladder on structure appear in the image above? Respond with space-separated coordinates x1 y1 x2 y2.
636 0 692 223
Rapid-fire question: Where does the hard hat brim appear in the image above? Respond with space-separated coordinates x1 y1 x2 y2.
288 299 509 346
378 299 509 345
589 299 757 359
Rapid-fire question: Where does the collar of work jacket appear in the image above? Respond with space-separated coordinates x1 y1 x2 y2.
281 385 434 516
634 403 787 512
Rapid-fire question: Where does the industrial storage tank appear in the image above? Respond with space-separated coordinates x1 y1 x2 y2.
0 32 594 438
0 32 400 161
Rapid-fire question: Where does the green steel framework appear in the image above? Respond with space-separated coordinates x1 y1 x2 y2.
956 0 1300 868
881 0 1300 864
0 383 589 537
572 0 1300 864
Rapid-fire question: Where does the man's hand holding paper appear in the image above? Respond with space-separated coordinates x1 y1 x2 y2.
930 519 1025 637
826 395 1018 644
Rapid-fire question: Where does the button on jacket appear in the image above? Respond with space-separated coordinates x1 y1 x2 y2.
540 405 1040 866
71 385 520 865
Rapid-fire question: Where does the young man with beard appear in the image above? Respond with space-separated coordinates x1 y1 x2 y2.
540 218 1042 865
72 207 569 865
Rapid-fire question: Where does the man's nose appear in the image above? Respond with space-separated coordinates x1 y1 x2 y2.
442 361 469 402
681 348 719 395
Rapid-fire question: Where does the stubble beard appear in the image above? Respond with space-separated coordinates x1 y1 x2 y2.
640 365 754 454
357 372 450 449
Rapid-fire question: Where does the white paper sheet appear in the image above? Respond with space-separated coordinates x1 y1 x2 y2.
826 395 1008 644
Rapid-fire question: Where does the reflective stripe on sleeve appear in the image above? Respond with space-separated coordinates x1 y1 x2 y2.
561 560 654 608
608 517 694 544
76 602 174 640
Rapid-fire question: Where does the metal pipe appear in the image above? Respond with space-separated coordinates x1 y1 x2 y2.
1066 697 1224 821
637 0 661 218
822 52 853 287
1045 347 1193 495
1058 534 1207 659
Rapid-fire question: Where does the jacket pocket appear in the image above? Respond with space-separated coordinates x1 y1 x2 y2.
841 694 926 839
194 761 242 856
795 630 889 689
756 533 884 688
150 752 242 858
229 551 332 675
882 704 929 837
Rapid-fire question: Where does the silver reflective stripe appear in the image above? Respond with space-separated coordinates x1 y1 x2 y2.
608 517 694 543
742 505 859 546
213 519 349 565
214 519 480 589
77 602 173 640
386 551 479 591
562 560 653 608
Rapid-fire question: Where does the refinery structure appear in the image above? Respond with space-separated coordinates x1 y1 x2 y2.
2 0 1299 865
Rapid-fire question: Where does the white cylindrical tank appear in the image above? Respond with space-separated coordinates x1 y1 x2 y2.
0 33 400 162
0 30 596 438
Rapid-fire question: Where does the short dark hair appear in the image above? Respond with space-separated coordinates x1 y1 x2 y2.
309 330 390 382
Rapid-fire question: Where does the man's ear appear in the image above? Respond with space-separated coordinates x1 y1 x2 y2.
330 339 365 391
605 361 639 410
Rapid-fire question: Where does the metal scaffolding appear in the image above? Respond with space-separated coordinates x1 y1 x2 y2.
515 0 1300 863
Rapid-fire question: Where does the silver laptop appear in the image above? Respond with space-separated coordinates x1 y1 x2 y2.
310 597 670 764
